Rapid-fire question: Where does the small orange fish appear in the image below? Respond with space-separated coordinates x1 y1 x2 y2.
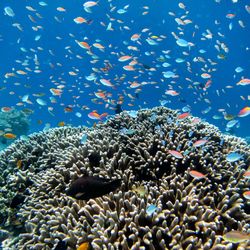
77 242 89 250
118 55 132 62
64 106 73 113
78 41 91 50
93 43 105 50
131 33 140 41
74 17 87 24
1 107 13 113
243 171 250 179
50 88 62 96
243 190 250 200
123 65 135 71
3 133 16 139
177 112 190 119
57 7 66 12
58 121 65 127
88 111 100 120
237 78 250 86
238 107 250 117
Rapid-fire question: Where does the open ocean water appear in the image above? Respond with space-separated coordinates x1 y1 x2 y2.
0 0 249 142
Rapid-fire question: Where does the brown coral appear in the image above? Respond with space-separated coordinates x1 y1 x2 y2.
0 106 249 249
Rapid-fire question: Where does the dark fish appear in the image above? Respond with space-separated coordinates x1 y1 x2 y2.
115 104 123 114
54 239 67 250
66 176 121 200
178 97 187 103
142 64 151 69
10 194 25 208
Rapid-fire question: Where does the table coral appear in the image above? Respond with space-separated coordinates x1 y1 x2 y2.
0 107 249 249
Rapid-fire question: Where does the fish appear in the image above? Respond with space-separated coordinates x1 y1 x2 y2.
58 121 65 127
115 104 123 114
168 150 184 159
176 38 189 47
146 204 158 216
238 107 250 117
4 6 15 17
66 176 121 200
80 133 88 144
193 139 208 147
222 231 250 243
9 194 26 208
54 239 67 250
243 171 250 179
3 133 16 139
226 152 243 162
237 78 250 86
177 112 190 119
74 17 87 24
243 191 250 200
119 128 135 135
16 160 22 169
77 242 89 250
189 170 207 179
83 1 98 8
132 185 147 197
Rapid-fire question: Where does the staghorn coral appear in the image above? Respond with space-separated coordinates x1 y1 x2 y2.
0 106 249 250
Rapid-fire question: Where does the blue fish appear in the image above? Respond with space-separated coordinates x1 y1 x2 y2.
127 110 137 118
146 204 158 216
119 128 135 135
226 152 243 162
80 133 88 144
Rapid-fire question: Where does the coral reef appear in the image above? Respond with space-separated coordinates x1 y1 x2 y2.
0 106 249 249
0 109 30 150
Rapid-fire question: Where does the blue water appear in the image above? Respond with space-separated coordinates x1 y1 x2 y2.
0 0 249 139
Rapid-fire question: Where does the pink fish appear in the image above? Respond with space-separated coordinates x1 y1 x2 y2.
177 112 190 119
243 191 250 200
189 170 207 179
100 79 113 87
118 55 132 62
193 139 208 147
165 90 179 96
88 111 100 120
168 150 183 159
236 78 250 86
243 171 250 179
238 107 250 117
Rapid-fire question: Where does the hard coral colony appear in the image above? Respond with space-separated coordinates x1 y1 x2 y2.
0 107 249 249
